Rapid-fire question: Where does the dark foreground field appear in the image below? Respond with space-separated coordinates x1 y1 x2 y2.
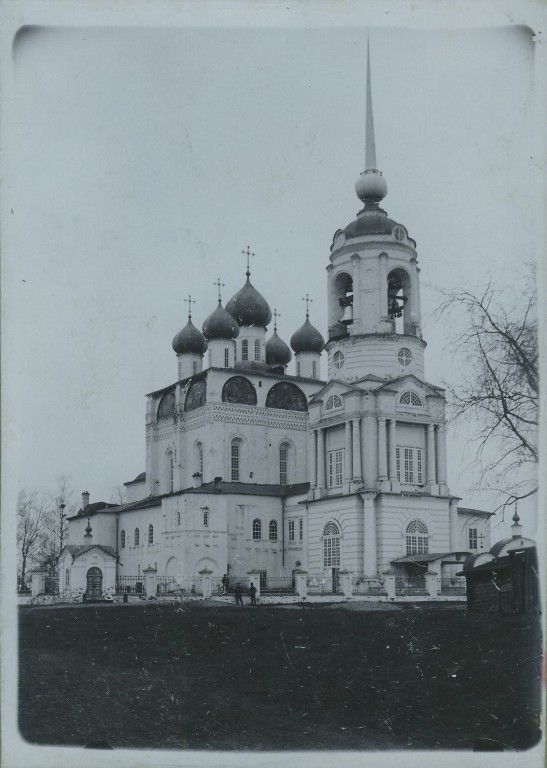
19 602 542 751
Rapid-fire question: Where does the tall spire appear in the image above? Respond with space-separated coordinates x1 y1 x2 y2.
365 37 377 171
355 37 388 207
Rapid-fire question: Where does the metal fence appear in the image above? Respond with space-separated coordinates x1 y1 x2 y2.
306 575 342 595
351 577 385 596
262 576 295 594
395 577 427 596
116 576 145 594
438 577 466 596
156 576 203 596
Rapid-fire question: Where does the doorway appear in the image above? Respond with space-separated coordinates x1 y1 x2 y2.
86 567 103 599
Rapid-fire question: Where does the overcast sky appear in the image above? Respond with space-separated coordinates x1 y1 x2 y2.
3 16 540 537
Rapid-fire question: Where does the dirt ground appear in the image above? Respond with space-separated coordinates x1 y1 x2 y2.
18 601 542 751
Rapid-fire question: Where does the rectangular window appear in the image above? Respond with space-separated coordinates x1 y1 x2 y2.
169 457 174 493
323 537 340 567
241 339 248 361
254 339 261 361
312 361 317 378
224 348 229 368
231 443 240 481
193 360 198 374
397 446 423 485
299 518 303 540
469 528 478 550
328 449 344 488
296 361 301 376
288 520 295 541
279 446 288 484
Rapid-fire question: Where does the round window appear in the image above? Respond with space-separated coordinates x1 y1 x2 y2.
333 351 345 370
393 226 406 242
398 348 412 366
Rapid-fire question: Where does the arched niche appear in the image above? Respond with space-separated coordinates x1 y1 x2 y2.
222 376 257 406
265 382 307 411
184 379 206 412
387 267 414 335
157 391 175 421
332 271 354 326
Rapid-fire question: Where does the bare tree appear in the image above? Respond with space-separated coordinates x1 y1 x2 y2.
111 485 127 506
42 475 77 578
16 490 49 591
438 276 538 513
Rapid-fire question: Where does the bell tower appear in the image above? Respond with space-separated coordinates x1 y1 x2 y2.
326 43 425 383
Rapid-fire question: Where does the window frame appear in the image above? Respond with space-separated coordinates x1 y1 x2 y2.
121 529 126 549
231 440 241 482
269 520 278 541
279 444 289 484
252 518 262 540
148 524 154 545
322 521 341 567
405 520 429 555
396 446 423 485
254 339 261 361
328 449 344 488
469 527 478 550
288 520 295 541
241 339 249 361
134 528 140 547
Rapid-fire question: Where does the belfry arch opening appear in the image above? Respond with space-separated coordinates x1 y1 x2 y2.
332 272 353 335
387 268 413 335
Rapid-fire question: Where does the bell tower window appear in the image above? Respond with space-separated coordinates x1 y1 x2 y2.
387 268 415 335
332 272 354 333
241 339 249 361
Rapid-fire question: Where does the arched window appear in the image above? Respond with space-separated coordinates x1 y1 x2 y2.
157 391 175 421
241 339 249 361
269 520 278 541
224 348 229 368
231 439 242 482
296 361 301 376
265 382 307 411
323 522 341 567
279 443 289 484
166 451 174 493
121 530 126 549
134 528 140 546
65 568 70 588
148 524 154 545
252 519 262 540
184 379 206 412
312 360 317 378
177 510 181 526
196 442 204 476
254 339 261 361
387 267 413 335
222 376 257 405
406 520 429 555
332 272 354 327
325 394 343 411
399 390 423 407
203 509 209 527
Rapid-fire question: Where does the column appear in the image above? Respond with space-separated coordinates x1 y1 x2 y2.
31 569 47 597
199 568 212 598
437 424 447 487
362 493 377 577
425 572 439 598
294 569 308 599
426 424 436 485
317 428 326 489
345 421 352 486
379 252 388 318
352 418 362 482
388 419 397 482
143 566 158 597
362 413 377 487
378 418 387 481
308 430 317 489
339 570 352 598
382 571 396 600
449 498 459 551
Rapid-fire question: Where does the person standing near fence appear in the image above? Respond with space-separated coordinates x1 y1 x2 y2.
234 583 243 606
249 582 257 606
221 573 229 594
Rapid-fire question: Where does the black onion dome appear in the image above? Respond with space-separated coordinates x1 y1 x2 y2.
172 318 208 355
344 209 399 239
266 330 292 366
290 318 325 354
225 277 272 328
202 301 240 340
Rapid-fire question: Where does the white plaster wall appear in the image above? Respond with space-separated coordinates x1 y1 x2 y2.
125 480 146 504
306 495 363 576
326 334 426 382
67 512 117 548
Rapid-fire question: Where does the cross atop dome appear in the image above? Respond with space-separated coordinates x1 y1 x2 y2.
241 245 255 278
302 294 313 319
213 278 225 303
184 294 195 319
273 309 281 332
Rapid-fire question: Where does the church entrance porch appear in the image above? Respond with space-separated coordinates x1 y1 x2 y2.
86 567 103 600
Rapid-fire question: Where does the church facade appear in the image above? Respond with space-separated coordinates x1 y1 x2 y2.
60 52 492 601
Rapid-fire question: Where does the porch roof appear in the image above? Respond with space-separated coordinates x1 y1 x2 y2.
391 553 452 564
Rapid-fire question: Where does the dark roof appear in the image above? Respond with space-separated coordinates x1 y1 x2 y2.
125 472 146 485
266 330 292 365
290 317 325 354
187 480 309 498
457 507 494 518
391 553 452 564
344 210 399 239
202 301 240 340
71 501 117 519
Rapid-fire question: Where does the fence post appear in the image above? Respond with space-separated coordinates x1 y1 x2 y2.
293 568 308 599
142 566 157 597
382 571 396 600
338 569 352 598
425 571 439 598
31 568 47 597
199 568 212 598
247 570 261 600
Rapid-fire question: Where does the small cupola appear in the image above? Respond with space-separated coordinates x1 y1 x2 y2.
172 296 208 379
266 310 292 368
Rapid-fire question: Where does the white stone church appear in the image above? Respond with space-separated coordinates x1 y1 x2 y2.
59 52 492 602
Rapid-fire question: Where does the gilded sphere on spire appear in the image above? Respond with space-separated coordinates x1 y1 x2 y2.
355 169 387 204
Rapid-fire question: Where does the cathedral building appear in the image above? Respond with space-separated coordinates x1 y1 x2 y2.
60 50 491 600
